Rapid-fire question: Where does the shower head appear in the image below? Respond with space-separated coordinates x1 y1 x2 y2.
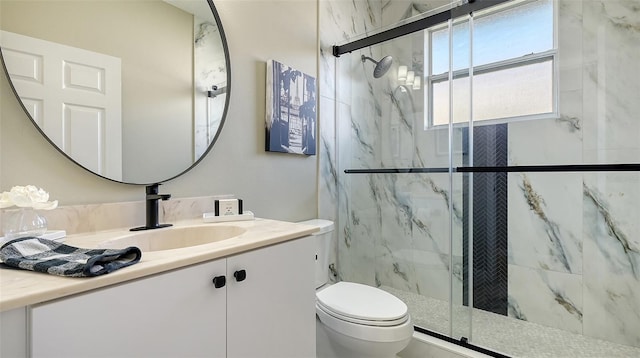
361 55 393 78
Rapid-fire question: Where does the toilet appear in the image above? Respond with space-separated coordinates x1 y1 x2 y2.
299 219 413 358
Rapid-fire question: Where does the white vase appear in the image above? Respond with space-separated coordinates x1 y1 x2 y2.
2 208 48 240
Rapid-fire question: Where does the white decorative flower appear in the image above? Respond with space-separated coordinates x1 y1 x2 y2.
0 185 58 210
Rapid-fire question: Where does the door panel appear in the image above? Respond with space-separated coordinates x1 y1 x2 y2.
1 30 122 180
31 259 227 358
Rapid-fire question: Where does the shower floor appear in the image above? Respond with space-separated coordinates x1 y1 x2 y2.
381 286 640 358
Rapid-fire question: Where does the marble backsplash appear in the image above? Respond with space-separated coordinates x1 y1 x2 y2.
0 196 220 237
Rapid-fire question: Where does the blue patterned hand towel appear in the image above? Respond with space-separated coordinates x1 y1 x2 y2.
0 237 142 277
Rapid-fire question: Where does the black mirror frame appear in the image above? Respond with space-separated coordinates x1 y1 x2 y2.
0 0 231 186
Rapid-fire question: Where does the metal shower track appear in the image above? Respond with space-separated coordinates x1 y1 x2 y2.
332 0 512 57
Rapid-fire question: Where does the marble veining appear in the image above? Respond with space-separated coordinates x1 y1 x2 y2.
583 183 639 279
350 120 376 157
556 114 581 132
507 296 528 321
318 0 639 353
518 174 576 273
582 174 640 347
318 94 341 284
552 288 583 320
508 264 584 333
193 15 227 159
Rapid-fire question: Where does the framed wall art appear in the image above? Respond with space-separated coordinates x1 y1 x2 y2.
265 60 316 155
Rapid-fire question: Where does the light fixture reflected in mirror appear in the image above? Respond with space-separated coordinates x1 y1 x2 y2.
397 64 421 90
412 77 421 90
397 65 408 81
405 71 415 86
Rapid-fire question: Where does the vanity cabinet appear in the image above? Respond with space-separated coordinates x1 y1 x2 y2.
1 307 27 357
29 236 315 358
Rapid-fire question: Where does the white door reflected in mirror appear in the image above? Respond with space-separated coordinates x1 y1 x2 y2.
2 31 123 181
0 0 230 184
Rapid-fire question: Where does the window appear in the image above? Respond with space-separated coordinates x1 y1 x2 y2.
427 0 556 127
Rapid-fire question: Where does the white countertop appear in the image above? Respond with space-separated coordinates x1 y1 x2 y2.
0 218 318 312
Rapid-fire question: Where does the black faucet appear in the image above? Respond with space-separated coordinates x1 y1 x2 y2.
130 184 173 231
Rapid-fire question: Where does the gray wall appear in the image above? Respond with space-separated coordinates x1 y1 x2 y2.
0 0 318 222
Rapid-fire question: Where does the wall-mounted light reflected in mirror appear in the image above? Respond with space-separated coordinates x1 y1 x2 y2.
397 65 408 82
397 64 420 90
412 77 421 90
405 71 415 86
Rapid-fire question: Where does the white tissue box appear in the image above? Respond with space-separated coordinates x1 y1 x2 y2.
214 198 243 216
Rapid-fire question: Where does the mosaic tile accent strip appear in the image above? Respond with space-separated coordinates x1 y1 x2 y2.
463 124 509 316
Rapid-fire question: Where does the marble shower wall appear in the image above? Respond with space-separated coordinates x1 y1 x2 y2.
318 0 465 306
318 0 386 283
318 0 639 349
506 0 640 348
193 14 227 159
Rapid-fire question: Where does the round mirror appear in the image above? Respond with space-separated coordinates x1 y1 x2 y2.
0 0 230 185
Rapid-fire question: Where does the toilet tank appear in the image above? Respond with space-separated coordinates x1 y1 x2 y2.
298 219 334 289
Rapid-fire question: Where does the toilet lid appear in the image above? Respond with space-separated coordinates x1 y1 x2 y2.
316 282 408 323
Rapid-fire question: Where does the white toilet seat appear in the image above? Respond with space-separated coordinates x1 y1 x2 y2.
317 299 409 326
316 303 413 343
316 282 408 322
315 282 413 343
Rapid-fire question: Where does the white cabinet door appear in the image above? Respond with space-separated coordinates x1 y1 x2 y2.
226 236 316 358
31 259 227 358
0 308 27 358
28 237 315 358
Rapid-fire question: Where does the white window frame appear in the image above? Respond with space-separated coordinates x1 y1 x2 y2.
424 0 559 129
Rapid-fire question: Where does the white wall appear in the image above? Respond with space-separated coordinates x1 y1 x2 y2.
0 0 318 222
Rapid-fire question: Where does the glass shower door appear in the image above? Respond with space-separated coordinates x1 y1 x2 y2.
428 12 475 342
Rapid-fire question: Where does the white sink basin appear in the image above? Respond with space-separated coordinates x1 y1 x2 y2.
99 225 247 252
